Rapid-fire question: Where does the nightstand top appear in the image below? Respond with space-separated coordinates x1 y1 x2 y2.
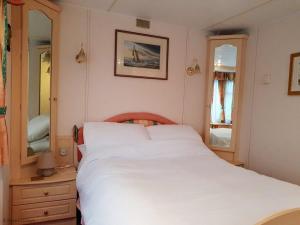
10 166 76 186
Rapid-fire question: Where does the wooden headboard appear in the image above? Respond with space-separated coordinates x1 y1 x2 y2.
73 112 176 161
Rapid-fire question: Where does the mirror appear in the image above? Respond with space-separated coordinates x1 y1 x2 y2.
27 10 52 156
209 44 237 149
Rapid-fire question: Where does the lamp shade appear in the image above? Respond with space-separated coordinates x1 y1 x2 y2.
37 151 56 170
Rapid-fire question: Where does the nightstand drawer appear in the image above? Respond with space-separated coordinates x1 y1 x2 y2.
12 181 76 205
12 199 76 225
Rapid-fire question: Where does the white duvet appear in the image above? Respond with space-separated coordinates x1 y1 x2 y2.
77 140 300 225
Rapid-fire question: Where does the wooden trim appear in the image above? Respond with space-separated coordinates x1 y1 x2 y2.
35 0 61 12
213 150 234 161
234 38 247 161
255 208 300 225
10 5 23 180
204 37 248 158
10 167 76 186
214 65 236 72
114 29 169 80
208 34 249 40
105 112 176 124
288 52 300 95
10 0 60 179
20 0 60 165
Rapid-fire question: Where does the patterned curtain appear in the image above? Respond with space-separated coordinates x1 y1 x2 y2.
212 71 236 124
214 71 235 81
0 0 8 165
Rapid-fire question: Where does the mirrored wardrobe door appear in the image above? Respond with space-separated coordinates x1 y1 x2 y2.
21 0 59 165
209 44 238 149
205 35 247 160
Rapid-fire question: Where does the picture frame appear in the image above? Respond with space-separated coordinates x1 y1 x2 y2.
114 29 169 80
288 52 300 95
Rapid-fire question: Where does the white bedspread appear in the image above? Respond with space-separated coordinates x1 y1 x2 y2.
77 140 300 225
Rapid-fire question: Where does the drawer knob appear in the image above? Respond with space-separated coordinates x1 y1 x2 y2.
44 191 49 196
44 211 49 216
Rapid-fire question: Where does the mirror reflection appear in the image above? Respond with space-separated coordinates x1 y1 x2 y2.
27 10 52 156
210 44 237 148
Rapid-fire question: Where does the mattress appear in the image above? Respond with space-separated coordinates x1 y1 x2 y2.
77 139 300 225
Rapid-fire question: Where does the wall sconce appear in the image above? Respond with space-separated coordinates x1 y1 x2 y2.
186 58 201 76
75 43 86 64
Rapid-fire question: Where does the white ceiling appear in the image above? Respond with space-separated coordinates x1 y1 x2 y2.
59 0 300 31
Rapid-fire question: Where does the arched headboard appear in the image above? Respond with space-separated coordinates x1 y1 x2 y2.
73 112 176 161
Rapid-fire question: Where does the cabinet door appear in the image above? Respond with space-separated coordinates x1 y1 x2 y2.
205 36 247 157
20 0 60 165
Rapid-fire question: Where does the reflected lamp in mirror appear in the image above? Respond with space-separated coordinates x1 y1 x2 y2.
37 151 56 177
186 58 201 76
75 43 86 63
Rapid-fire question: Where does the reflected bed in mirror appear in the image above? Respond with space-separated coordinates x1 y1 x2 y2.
27 10 52 156
210 44 237 149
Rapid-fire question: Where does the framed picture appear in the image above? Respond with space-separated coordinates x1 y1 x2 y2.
288 52 300 95
114 29 169 80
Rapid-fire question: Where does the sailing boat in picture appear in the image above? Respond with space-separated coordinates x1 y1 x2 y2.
132 45 140 63
124 41 160 69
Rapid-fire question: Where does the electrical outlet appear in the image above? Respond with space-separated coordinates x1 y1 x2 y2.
59 148 68 156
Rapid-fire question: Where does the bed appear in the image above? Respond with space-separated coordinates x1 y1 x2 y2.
74 112 300 225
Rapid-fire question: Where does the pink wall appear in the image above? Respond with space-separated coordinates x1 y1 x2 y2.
56 3 300 186
57 3 207 136
239 11 300 185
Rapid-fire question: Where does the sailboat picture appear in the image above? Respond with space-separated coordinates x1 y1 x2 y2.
115 30 169 80
288 52 300 95
124 41 161 69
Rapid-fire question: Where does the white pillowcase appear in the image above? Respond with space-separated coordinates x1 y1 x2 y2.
28 115 50 142
147 125 203 141
83 122 150 149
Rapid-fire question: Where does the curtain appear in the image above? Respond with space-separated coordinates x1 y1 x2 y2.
214 71 235 81
0 0 8 165
224 80 234 124
218 80 225 123
211 71 235 125
211 80 222 123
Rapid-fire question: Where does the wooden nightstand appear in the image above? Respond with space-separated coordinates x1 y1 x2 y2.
10 167 77 225
228 160 245 167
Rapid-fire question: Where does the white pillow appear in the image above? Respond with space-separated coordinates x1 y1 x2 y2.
28 115 50 142
83 122 150 149
147 125 203 141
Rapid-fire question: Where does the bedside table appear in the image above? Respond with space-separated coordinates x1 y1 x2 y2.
10 167 77 225
228 160 245 167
